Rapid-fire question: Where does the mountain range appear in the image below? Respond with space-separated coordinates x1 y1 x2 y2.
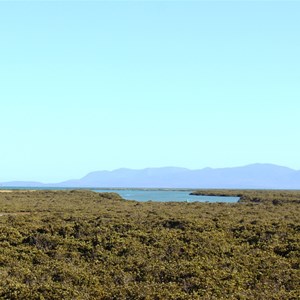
1 164 300 189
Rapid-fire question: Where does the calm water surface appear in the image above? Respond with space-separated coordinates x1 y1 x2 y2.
0 187 239 203
92 189 239 203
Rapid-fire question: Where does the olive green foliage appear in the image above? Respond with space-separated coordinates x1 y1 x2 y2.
0 190 299 299
191 189 300 205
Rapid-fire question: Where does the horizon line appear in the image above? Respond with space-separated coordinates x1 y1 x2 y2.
0 162 298 184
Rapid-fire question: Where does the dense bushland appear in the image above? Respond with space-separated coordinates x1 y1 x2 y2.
0 190 299 299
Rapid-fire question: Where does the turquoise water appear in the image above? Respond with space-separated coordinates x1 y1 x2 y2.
92 189 239 203
0 187 239 203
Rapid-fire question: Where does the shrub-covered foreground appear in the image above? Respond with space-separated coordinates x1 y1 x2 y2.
0 189 299 299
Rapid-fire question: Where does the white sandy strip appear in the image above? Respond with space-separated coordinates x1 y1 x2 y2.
0 212 31 217
0 190 37 193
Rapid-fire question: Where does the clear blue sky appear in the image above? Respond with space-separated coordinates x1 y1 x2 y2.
1 1 299 182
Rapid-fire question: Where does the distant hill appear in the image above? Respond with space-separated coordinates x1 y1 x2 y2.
1 164 300 189
0 181 46 188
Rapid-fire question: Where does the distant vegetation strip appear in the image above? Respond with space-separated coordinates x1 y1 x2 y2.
191 189 300 204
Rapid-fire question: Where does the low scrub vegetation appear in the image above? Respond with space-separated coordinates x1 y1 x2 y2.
0 189 299 299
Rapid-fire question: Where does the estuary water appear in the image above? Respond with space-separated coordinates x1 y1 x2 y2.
92 189 240 203
0 187 239 203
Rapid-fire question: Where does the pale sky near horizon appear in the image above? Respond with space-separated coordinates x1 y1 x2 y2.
1 1 300 182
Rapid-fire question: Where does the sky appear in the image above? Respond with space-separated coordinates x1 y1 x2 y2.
0 0 300 182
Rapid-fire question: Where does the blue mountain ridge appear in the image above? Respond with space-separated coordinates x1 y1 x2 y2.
1 164 300 189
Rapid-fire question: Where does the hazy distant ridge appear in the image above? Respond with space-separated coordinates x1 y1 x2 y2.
1 164 300 189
